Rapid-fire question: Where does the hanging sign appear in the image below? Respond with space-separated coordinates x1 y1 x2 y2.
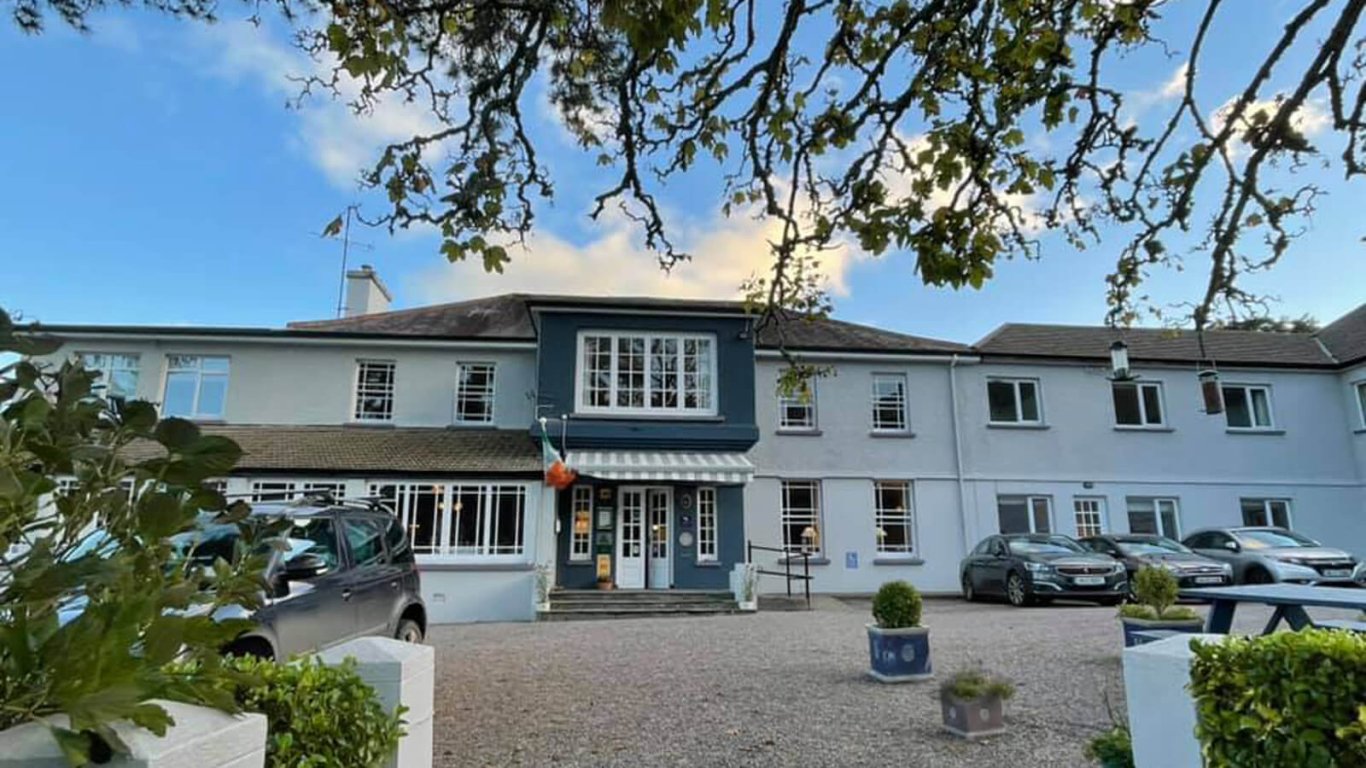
596 554 611 580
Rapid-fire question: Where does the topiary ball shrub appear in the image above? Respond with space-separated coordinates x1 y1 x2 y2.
228 655 406 768
1127 565 1194 620
872 580 923 629
1189 629 1366 767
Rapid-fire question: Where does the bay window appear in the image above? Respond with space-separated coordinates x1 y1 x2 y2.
577 332 715 415
370 482 528 559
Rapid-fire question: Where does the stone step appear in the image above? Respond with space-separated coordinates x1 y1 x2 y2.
538 604 743 622
549 592 734 603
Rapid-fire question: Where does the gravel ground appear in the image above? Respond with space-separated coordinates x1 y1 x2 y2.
427 597 1361 767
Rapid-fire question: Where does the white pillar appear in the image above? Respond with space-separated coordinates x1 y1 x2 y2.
319 637 435 768
1122 633 1228 768
0 701 266 767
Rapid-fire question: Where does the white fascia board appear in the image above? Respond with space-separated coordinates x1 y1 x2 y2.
755 349 980 364
47 330 536 351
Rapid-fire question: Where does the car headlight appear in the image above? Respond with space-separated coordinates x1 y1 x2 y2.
1276 555 1310 566
1158 562 1181 573
1024 562 1053 574
1220 563 1233 576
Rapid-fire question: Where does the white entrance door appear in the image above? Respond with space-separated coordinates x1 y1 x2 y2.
647 488 671 590
616 489 646 589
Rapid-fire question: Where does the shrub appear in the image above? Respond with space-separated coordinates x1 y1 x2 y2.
1084 726 1135 768
227 655 406 768
1123 566 1197 621
940 667 1014 701
872 580 922 629
1189 629 1366 767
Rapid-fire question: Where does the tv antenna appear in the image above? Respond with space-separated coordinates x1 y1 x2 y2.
325 205 375 318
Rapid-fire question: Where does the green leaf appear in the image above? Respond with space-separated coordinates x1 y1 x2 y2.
154 418 200 451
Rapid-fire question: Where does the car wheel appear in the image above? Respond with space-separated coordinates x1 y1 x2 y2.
961 574 977 602
1244 567 1274 585
1006 573 1031 607
395 618 424 644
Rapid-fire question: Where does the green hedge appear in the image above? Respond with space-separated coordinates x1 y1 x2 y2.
1189 629 1366 767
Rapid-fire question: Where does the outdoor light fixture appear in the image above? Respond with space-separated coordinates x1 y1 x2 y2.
801 526 818 547
1199 367 1224 415
1109 340 1133 381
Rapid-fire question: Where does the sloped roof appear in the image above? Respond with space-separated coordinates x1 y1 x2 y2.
1317 303 1366 365
288 293 967 355
122 426 541 475
974 324 1337 368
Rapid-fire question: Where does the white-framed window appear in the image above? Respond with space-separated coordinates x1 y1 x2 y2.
576 332 715 416
874 481 914 555
780 480 822 554
569 485 592 561
369 481 528 559
696 487 718 562
997 495 1052 534
1222 384 1274 430
76 352 140 399
162 355 229 420
1113 381 1165 428
353 360 396 422
455 362 496 424
987 378 1042 425
1240 498 1292 528
870 374 908 432
1354 381 1366 427
778 379 817 431
1073 497 1107 538
1127 497 1181 538
249 480 345 503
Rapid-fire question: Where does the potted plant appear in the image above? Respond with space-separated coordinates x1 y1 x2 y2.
866 580 931 682
596 572 614 591
939 667 1014 739
1085 726 1135 768
1118 566 1203 647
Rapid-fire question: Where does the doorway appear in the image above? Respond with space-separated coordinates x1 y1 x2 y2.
616 486 672 589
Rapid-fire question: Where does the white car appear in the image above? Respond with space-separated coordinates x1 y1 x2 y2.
1183 527 1364 586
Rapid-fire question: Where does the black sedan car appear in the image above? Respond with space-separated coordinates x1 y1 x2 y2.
1079 534 1233 593
961 534 1127 607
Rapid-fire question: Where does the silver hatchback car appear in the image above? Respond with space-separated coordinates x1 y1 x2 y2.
1183 527 1365 586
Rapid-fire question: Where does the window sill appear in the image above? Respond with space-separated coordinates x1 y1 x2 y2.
565 558 593 566
779 556 830 566
986 422 1049 430
449 422 498 430
873 557 926 566
415 561 535 572
694 561 722 568
345 421 396 429
869 430 915 439
1355 428 1366 434
1113 425 1174 433
776 428 823 437
1225 428 1285 436
189 418 227 425
572 412 724 423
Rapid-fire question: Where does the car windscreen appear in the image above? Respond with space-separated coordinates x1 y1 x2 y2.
1117 538 1190 556
1235 529 1317 549
1007 537 1084 555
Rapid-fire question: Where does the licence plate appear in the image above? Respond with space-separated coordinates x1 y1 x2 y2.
1324 569 1351 578
1195 576 1224 585
1074 576 1105 586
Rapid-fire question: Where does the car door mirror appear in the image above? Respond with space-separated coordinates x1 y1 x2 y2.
1222 540 1240 553
282 553 329 581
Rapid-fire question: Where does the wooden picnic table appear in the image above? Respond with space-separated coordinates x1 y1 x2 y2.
1181 583 1366 635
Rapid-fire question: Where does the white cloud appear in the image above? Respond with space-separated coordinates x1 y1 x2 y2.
1160 62 1188 99
410 207 865 303
195 21 439 188
1212 95 1330 142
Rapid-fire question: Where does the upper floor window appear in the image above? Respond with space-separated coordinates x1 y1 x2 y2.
163 355 229 420
778 379 816 431
1240 498 1292 528
569 485 592 561
353 360 396 422
696 487 718 562
870 374 908 432
987 378 1042 425
874 481 915 555
577 332 715 415
1127 497 1180 538
997 495 1051 534
1355 381 1366 427
1113 381 1165 428
77 352 139 400
1222 384 1274 430
455 362 496 424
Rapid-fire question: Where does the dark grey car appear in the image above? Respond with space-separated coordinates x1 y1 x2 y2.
960 534 1127 607
1080 534 1233 593
178 500 427 660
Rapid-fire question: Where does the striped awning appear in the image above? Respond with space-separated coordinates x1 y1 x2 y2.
566 451 756 484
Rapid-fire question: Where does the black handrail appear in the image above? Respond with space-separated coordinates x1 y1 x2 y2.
747 540 812 610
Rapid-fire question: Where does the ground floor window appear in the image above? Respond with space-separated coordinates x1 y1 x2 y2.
1240 498 1292 528
1127 497 1180 538
249 480 346 503
997 495 1051 534
1072 497 1106 538
874 481 914 555
780 480 822 554
369 482 529 559
569 485 592 561
696 487 718 561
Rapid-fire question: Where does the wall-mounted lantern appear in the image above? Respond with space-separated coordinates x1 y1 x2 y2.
801 526 819 551
1199 368 1224 415
1109 340 1133 381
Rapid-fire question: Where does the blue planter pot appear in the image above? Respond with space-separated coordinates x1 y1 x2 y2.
866 624 932 683
1120 616 1205 647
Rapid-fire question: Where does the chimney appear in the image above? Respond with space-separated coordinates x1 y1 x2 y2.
344 264 392 317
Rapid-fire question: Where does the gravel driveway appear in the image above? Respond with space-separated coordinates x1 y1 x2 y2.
428 597 1359 767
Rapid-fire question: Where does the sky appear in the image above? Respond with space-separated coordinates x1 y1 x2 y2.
1 2 1362 346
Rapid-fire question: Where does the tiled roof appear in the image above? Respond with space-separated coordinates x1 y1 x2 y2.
1317 303 1366 365
122 425 542 475
287 293 967 355
974 324 1337 368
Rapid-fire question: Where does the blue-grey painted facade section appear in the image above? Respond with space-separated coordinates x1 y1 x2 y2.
532 310 760 451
